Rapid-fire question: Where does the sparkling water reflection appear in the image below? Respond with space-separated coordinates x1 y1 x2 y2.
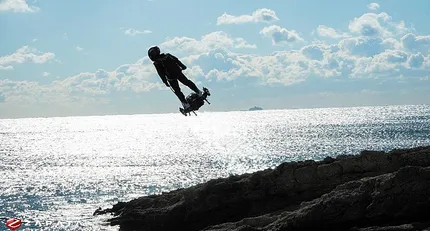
1 105 429 230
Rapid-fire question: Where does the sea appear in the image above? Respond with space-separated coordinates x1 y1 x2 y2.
1 104 429 231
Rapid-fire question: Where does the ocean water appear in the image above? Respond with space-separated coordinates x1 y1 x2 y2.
1 105 429 230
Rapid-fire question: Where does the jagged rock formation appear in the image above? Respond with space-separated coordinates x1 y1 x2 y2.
94 146 430 231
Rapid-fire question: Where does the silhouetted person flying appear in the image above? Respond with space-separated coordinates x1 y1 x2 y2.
148 46 203 110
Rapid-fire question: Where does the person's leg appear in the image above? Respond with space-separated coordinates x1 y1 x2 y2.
177 73 201 94
168 79 188 105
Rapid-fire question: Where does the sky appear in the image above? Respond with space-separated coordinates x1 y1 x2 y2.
1 0 430 118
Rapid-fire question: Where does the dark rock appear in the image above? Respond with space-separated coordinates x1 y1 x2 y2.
94 146 430 231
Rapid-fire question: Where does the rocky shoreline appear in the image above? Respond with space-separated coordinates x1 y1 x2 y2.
94 146 430 231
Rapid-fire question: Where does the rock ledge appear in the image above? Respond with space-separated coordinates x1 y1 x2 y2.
94 146 430 231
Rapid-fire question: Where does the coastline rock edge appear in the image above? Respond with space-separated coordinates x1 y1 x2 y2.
94 146 430 231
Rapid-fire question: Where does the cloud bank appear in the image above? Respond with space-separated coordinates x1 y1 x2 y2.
217 8 279 25
1 5 429 116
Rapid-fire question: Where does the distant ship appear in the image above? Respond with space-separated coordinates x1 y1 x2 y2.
248 106 263 111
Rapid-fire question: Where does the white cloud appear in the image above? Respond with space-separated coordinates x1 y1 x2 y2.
330 43 430 79
122 28 153 36
301 45 325 61
0 0 39 12
407 53 425 68
76 46 84 52
367 3 380 11
184 65 205 80
316 25 349 39
338 37 389 57
42 72 50 77
217 8 279 25
348 12 409 37
150 17 430 85
355 49 409 76
0 60 162 106
260 25 303 45
0 45 161 107
401 33 430 54
0 46 56 70
160 31 256 55
0 65 14 70
234 38 257 49
185 48 316 84
176 27 430 84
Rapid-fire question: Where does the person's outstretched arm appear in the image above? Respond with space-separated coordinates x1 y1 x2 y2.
154 61 169 86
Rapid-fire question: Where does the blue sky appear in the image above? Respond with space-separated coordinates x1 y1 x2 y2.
1 0 430 118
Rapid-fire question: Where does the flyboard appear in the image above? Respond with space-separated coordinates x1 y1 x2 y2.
169 86 211 116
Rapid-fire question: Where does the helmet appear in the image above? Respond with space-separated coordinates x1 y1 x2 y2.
148 46 160 61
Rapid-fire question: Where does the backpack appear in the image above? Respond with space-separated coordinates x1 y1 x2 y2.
157 54 182 78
